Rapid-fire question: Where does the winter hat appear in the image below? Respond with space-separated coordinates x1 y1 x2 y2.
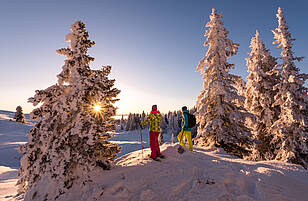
152 105 157 111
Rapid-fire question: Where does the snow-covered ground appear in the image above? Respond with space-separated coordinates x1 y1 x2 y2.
1 110 308 201
0 110 33 200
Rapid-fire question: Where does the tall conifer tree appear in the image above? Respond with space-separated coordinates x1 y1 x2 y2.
18 21 121 199
195 8 252 157
270 7 308 168
245 30 280 160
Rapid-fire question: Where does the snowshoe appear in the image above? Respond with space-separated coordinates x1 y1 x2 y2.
147 154 162 162
178 146 185 154
158 154 166 159
151 157 161 162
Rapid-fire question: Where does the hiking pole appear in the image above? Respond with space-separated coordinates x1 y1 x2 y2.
139 125 144 158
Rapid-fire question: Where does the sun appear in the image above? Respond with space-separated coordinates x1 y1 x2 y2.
86 100 105 119
93 104 102 112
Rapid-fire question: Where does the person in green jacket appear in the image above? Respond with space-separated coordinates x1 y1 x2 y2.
178 106 193 151
140 105 165 161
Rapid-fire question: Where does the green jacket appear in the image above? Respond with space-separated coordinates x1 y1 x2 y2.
182 110 192 132
141 111 162 132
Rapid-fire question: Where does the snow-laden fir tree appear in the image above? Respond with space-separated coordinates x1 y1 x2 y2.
17 21 121 200
195 8 252 157
235 77 246 98
245 30 280 161
270 7 308 168
14 106 26 123
125 113 133 130
234 77 246 108
189 106 198 138
125 113 140 131
141 111 146 123
177 110 183 130
168 111 180 134
120 115 125 130
168 111 179 142
160 114 168 134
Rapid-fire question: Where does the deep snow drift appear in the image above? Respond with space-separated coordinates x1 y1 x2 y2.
0 110 308 201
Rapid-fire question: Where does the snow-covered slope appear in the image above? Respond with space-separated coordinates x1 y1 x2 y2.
0 110 33 200
23 144 308 201
1 110 308 201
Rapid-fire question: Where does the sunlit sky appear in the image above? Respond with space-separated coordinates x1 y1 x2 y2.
0 0 307 115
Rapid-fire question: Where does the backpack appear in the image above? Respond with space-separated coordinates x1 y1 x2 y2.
187 113 196 128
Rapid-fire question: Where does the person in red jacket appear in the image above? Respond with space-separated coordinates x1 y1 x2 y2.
140 105 165 161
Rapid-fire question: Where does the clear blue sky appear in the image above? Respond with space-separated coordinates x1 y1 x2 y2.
0 0 307 115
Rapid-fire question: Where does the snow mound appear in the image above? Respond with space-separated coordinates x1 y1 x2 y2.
29 143 308 201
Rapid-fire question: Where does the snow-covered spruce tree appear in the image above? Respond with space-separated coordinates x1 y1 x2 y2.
270 7 308 168
245 30 280 161
141 111 146 123
168 111 180 133
234 77 246 108
135 114 141 129
235 77 246 98
17 21 121 200
125 113 132 130
160 114 168 134
120 115 125 130
189 106 198 138
168 111 177 139
124 113 143 131
195 8 252 158
127 113 138 131
130 114 136 130
14 106 26 123
177 110 183 130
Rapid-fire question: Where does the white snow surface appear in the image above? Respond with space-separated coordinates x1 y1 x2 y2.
0 110 34 200
0 110 308 201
